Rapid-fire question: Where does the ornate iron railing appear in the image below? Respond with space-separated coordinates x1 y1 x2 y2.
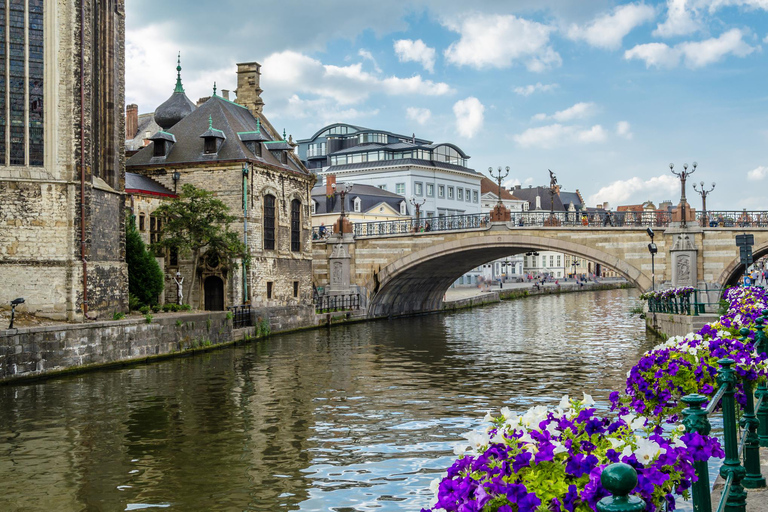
353 213 491 237
227 304 252 328
315 294 360 313
699 211 768 228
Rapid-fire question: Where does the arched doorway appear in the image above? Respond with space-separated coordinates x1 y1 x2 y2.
204 276 224 311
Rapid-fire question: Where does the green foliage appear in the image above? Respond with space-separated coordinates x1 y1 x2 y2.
629 301 645 316
718 299 729 315
128 293 142 311
151 184 248 299
180 304 192 311
139 305 151 315
206 317 212 331
175 319 183 327
112 311 125 320
226 311 234 320
126 221 164 306
151 304 161 313
255 317 271 338
144 313 153 324
162 303 182 312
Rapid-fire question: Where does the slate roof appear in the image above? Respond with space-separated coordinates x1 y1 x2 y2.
126 113 161 152
126 95 308 176
311 183 405 215
154 91 196 130
125 172 176 197
326 158 478 175
511 186 585 212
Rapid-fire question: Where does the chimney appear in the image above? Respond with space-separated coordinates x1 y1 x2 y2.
326 174 336 196
126 104 138 139
222 89 230 100
603 201 609 210
196 96 211 106
235 61 265 115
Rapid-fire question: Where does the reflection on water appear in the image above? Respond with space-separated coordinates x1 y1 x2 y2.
0 289 657 511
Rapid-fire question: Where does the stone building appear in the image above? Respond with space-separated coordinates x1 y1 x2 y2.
126 62 316 311
0 1 127 321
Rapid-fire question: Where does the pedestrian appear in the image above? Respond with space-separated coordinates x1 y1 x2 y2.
603 210 614 227
319 223 327 238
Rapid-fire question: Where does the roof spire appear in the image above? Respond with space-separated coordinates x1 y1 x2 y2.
282 128 287 140
208 115 213 130
174 52 184 93
255 118 261 133
213 81 217 96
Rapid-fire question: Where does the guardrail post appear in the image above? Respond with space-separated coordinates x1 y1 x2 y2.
757 310 768 447
596 463 645 512
738 328 766 488
717 358 748 512
682 394 712 512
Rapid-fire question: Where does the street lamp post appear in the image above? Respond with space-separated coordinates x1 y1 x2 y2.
572 259 580 279
647 227 658 329
669 162 697 228
488 166 509 208
410 197 426 228
332 182 352 235
692 181 715 227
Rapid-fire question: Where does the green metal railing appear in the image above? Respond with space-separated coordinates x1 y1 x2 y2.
647 290 709 316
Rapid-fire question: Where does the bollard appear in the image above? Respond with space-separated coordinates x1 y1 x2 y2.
717 358 748 512
682 394 712 512
757 310 768 447
596 463 645 512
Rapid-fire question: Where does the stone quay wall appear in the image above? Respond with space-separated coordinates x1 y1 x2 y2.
645 312 720 339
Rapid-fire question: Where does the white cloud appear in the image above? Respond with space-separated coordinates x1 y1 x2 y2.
616 121 633 139
532 102 597 122
624 28 756 68
280 94 380 125
747 165 768 181
443 14 561 71
453 97 485 138
587 175 679 206
261 50 453 107
358 49 382 73
566 3 656 50
394 39 436 73
514 83 559 96
764 34 768 43
654 0 701 38
513 124 607 148
406 107 432 125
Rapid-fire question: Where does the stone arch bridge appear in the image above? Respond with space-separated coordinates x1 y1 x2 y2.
312 219 768 318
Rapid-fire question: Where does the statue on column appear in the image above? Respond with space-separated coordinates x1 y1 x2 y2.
174 271 184 305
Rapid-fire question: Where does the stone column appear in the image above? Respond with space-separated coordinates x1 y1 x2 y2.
327 237 353 295
668 229 698 288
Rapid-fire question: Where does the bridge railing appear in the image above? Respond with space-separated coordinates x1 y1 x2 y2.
353 213 491 237
315 293 360 313
516 210 671 227
700 211 768 227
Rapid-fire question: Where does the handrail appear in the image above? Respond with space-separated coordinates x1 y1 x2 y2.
705 385 728 415
714 472 734 512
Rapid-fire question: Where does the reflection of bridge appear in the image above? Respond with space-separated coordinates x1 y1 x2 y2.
312 213 768 318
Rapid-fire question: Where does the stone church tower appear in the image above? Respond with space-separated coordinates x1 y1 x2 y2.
0 1 127 321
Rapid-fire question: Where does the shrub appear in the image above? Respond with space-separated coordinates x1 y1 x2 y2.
112 311 125 320
128 293 142 311
180 304 191 311
139 305 151 315
144 313 153 324
162 304 173 312
151 304 161 313
126 221 164 307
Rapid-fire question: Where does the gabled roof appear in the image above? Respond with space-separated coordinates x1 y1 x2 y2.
512 186 585 212
479 177 523 201
127 95 308 176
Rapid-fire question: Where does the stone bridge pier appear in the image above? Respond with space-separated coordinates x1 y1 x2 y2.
312 222 768 318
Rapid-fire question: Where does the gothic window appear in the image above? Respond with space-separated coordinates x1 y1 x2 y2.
204 137 216 154
0 0 43 166
353 197 361 212
150 216 162 244
169 247 178 267
139 213 145 231
264 194 276 250
290 199 300 252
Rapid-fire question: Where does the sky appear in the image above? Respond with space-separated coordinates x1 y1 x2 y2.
125 0 768 211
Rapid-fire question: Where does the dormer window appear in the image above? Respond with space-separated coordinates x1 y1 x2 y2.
353 197 361 213
199 115 226 156
238 121 269 158
149 131 176 159
400 201 407 216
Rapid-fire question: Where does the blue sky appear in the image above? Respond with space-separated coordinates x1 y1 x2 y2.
125 1 768 211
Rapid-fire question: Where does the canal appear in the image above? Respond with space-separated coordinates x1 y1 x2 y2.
0 288 657 511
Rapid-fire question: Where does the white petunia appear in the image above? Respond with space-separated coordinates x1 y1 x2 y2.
608 437 624 449
453 443 470 455
633 437 665 464
582 393 595 407
559 395 571 409
483 410 494 422
462 431 490 451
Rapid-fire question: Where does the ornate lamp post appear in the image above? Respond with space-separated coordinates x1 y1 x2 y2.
488 166 509 208
410 197 426 224
669 162 697 228
692 181 715 227
548 169 558 219
332 182 352 235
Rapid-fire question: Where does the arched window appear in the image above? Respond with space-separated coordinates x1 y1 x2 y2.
264 194 276 250
400 201 407 215
353 197 361 213
290 199 301 252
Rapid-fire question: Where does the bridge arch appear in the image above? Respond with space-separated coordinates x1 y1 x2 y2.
367 233 650 317
716 240 768 288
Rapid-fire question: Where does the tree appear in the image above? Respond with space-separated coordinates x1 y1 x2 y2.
126 220 164 306
151 184 247 306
